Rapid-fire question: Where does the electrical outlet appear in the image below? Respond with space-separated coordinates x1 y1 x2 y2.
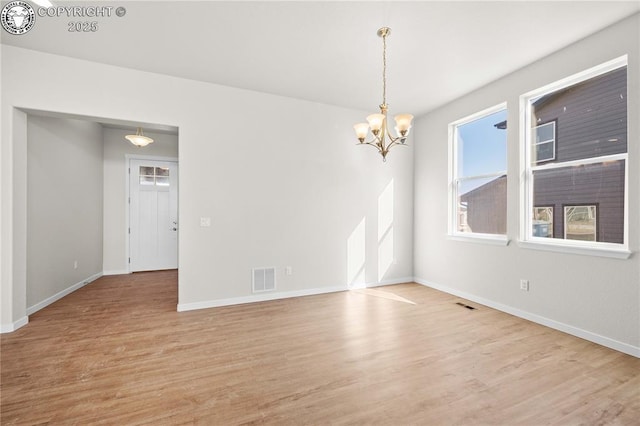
74 260 78 270
285 266 293 276
200 217 211 227
520 279 529 291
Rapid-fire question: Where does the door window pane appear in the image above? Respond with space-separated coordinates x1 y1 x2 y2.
140 166 154 176
155 177 170 186
139 165 171 186
155 167 170 177
139 176 155 185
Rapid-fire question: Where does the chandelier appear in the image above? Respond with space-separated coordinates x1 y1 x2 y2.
125 127 154 147
353 27 413 162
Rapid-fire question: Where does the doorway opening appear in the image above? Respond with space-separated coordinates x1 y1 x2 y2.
20 108 179 319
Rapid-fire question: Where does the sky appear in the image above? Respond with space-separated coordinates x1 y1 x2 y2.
457 109 507 194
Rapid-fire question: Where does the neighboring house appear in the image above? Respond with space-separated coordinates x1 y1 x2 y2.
460 175 506 235
461 67 626 243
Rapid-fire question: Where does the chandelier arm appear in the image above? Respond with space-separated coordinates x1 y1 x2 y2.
386 139 408 150
369 132 385 147
385 140 398 151
360 141 384 153
384 132 403 149
384 128 399 144
365 141 384 150
384 125 409 146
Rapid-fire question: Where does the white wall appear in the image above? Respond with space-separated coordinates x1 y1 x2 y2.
102 128 178 274
414 14 639 355
1 45 414 329
26 115 104 309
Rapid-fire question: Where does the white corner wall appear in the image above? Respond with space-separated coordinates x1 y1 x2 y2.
1 45 414 331
26 115 104 311
414 14 640 356
102 128 178 274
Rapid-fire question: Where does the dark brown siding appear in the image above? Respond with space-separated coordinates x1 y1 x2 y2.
460 176 507 234
532 67 627 163
533 161 625 243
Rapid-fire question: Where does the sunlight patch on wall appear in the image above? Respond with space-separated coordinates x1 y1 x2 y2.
378 179 394 281
347 217 366 288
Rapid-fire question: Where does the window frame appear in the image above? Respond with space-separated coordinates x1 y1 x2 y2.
448 102 509 245
519 55 630 259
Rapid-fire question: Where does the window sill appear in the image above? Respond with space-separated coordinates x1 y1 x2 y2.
518 239 631 259
448 233 510 246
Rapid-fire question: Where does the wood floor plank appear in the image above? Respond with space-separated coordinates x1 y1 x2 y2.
1 270 639 425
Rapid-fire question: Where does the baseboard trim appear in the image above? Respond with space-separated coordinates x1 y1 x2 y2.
178 284 349 312
103 269 130 276
26 272 103 316
0 316 29 333
350 276 415 290
414 277 640 358
177 276 416 313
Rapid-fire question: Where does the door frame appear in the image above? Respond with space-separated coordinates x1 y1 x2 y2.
125 154 179 273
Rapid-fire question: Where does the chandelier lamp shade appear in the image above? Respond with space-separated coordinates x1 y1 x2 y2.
125 127 154 147
353 27 413 162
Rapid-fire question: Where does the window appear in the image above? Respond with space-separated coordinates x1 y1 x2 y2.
139 166 170 186
533 206 553 237
522 56 628 254
449 103 507 240
564 205 597 241
533 121 555 163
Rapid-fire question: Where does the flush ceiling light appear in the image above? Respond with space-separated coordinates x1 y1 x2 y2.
125 127 154 147
353 27 414 162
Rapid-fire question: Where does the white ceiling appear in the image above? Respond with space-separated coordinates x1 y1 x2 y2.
2 1 639 116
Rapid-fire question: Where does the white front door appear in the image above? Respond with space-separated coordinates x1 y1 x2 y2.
129 159 178 272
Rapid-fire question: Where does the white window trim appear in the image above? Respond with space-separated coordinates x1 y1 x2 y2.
532 152 627 171
519 55 629 258
518 240 631 260
448 233 510 246
448 102 507 242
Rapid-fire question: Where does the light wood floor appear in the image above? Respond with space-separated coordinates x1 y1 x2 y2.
1 271 639 425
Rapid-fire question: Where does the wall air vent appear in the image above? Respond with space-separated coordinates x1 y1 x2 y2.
252 267 276 293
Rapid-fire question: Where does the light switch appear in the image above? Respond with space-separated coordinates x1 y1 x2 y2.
200 217 211 227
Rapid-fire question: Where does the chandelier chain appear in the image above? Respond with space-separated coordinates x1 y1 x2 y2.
382 31 387 106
